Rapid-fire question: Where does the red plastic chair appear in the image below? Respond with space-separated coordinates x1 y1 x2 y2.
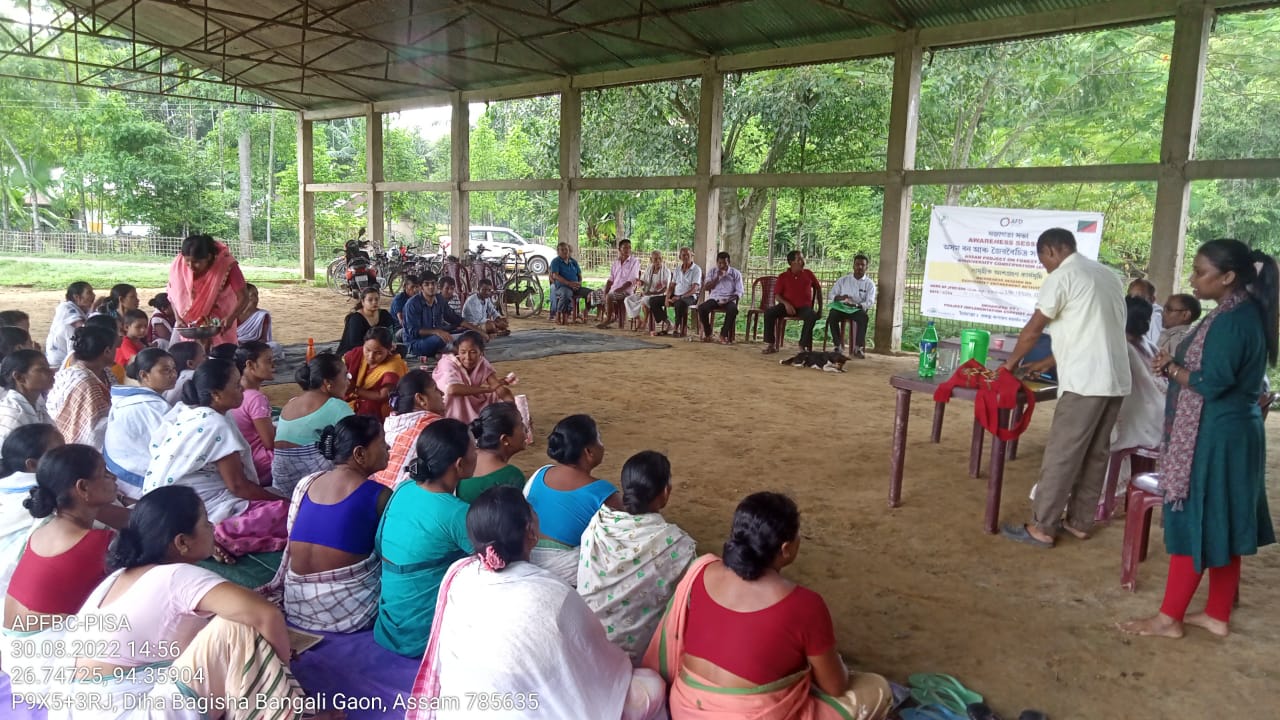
1096 445 1159 521
1120 472 1163 591
745 276 777 342
672 292 702 337
822 314 857 355
705 303 737 342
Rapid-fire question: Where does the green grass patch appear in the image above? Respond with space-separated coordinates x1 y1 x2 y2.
0 260 301 290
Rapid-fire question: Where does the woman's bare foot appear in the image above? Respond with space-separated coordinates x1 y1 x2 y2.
1063 525 1090 540
1184 612 1230 637
1117 613 1183 638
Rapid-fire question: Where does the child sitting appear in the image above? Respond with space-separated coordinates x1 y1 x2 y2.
115 310 150 368
163 341 205 405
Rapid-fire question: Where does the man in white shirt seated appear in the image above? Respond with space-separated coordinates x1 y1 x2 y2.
649 247 702 337
462 278 510 338
1127 278 1163 348
825 254 876 358
1000 228 1130 549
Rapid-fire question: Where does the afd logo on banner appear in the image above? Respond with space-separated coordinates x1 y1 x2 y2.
999 217 1024 227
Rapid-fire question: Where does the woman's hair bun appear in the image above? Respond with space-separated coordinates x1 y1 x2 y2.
22 485 57 519
720 492 800 581
318 425 339 461
105 527 144 569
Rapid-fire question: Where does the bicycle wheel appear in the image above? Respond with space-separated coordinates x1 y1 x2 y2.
504 274 545 317
384 270 406 298
326 258 346 294
379 264 398 297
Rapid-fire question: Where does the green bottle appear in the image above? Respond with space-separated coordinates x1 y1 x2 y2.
918 321 939 378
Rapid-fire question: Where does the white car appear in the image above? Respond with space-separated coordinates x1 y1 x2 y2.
438 226 555 275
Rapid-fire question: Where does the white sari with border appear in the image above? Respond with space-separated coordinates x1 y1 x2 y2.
143 404 258 523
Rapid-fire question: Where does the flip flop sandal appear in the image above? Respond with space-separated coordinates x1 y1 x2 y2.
999 523 1054 549
1018 712 1049 720
909 673 983 715
901 705 966 720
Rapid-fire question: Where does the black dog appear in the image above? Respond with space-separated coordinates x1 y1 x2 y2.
779 350 850 373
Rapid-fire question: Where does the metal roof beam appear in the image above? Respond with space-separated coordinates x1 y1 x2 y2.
813 0 905 32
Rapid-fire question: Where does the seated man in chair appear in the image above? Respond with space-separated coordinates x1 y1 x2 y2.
826 254 876 358
763 250 821 354
596 238 641 329
550 242 591 324
697 251 744 344
649 247 702 337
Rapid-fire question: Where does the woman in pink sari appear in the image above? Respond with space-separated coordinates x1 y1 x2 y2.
431 331 515 424
166 234 249 346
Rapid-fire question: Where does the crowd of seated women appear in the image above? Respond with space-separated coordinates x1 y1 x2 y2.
0 282 892 720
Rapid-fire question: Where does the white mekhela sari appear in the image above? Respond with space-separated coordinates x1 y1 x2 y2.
577 508 696 662
143 404 257 523
406 557 666 720
103 386 170 499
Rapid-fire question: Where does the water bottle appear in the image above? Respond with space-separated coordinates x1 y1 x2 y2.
918 321 939 378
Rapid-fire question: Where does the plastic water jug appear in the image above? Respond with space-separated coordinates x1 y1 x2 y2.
958 328 990 366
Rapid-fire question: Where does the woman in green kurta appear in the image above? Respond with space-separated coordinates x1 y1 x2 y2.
374 418 477 657
457 401 529 504
1120 239 1277 639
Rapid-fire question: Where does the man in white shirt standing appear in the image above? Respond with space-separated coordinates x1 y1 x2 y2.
1000 228 1131 549
825 254 876 358
649 247 702 337
596 238 641 329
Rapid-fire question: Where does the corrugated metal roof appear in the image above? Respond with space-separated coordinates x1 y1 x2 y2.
36 0 1224 109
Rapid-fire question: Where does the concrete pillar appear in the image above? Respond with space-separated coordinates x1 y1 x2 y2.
366 107 384 249
1149 1 1213 297
450 93 470 256
873 33 922 353
297 115 315 280
559 86 581 252
694 68 724 272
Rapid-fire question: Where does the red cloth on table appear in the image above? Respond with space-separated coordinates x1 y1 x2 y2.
932 359 1036 441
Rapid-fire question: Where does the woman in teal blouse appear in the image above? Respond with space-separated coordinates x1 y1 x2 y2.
374 418 477 657
1120 239 1277 639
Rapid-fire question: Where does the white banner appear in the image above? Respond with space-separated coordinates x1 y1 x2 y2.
920 206 1104 327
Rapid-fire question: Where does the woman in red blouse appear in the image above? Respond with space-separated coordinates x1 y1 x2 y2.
645 492 892 719
4 445 128 632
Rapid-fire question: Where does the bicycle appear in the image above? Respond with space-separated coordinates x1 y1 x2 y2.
498 249 545 318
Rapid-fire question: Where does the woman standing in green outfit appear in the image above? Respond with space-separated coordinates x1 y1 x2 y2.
1120 239 1277 639
374 418 477 656
457 402 528 503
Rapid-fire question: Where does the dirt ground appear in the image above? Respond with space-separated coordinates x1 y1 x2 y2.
10 284 1280 719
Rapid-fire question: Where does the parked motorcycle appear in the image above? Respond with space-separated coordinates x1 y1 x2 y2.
343 228 379 297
